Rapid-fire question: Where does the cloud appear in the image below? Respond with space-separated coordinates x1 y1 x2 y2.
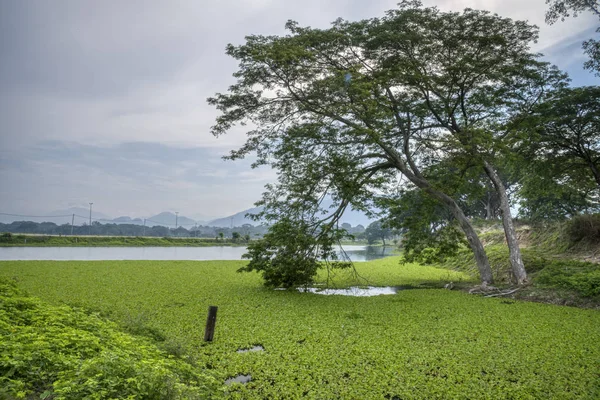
0 0 598 217
0 141 274 217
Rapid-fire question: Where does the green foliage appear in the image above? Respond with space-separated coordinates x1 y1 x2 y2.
566 213 600 244
239 218 350 287
402 224 468 265
382 190 467 264
536 260 600 297
0 232 12 243
0 279 217 400
1 259 599 399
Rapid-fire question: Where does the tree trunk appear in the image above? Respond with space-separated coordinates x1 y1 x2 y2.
483 161 528 285
385 150 494 285
423 187 494 286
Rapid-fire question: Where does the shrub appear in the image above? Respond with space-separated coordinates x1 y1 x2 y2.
566 213 600 244
536 260 600 297
0 232 12 243
239 218 351 288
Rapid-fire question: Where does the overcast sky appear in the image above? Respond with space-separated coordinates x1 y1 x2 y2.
0 0 598 220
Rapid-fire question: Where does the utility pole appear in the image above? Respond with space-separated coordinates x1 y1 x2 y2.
230 217 233 229
89 203 93 236
71 214 74 235
175 212 179 229
143 219 146 236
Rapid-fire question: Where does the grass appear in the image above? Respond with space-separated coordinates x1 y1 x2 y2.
437 221 600 307
1 258 599 399
0 234 247 247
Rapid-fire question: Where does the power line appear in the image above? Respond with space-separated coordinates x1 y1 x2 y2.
1 212 205 228
0 212 73 218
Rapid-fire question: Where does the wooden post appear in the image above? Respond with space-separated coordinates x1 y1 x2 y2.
204 306 218 342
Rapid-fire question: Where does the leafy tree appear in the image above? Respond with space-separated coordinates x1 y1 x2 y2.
364 221 393 246
383 189 467 264
232 231 241 242
517 161 598 220
532 86 600 187
545 0 600 75
238 218 350 287
209 1 566 285
513 86 600 220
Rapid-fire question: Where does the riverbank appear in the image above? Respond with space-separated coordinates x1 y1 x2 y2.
0 234 247 247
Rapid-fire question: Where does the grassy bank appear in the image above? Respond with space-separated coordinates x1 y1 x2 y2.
0 234 247 247
430 220 600 308
1 258 599 399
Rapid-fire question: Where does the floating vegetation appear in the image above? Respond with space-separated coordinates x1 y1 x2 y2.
1 258 599 399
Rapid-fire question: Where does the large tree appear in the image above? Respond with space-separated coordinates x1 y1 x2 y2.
209 1 564 286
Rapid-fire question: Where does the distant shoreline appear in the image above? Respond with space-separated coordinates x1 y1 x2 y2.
0 234 248 247
0 234 376 247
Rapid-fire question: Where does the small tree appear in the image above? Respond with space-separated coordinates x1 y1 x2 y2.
364 221 392 246
238 218 350 288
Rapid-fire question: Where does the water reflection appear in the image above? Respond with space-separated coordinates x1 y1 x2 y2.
225 374 252 385
298 286 402 297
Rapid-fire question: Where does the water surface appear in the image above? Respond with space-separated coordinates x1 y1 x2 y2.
0 245 394 262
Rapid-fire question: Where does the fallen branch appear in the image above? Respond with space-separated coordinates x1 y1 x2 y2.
484 288 521 298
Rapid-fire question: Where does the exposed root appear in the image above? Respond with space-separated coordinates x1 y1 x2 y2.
468 285 499 294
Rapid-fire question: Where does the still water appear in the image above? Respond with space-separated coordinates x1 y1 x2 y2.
0 245 394 262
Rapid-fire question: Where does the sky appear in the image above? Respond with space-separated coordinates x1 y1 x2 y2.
0 0 598 221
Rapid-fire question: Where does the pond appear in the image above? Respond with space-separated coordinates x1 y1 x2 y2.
0 245 395 261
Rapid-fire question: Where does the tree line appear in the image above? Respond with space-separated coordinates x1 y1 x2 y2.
0 220 270 239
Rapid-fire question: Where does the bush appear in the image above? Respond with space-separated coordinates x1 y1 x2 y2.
0 232 12 243
0 279 217 399
239 218 351 288
566 214 600 244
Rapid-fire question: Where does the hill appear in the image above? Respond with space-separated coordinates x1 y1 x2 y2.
146 212 197 228
208 203 376 228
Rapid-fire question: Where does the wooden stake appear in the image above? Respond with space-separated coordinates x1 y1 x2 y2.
204 306 218 342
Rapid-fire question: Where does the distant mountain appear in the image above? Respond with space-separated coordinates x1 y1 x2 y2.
208 207 264 228
208 203 376 228
112 216 144 225
146 212 197 227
